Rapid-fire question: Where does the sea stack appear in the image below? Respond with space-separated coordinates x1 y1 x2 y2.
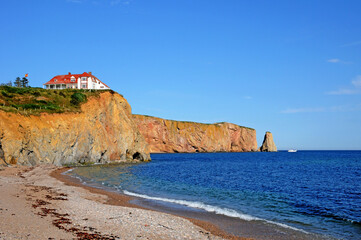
260 132 277 152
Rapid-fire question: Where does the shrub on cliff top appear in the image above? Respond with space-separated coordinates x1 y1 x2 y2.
70 92 87 106
1 91 12 98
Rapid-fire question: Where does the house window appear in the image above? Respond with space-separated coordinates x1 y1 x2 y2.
82 77 87 81
82 84 86 88
71 77 75 82
100 86 104 88
54 79 57 82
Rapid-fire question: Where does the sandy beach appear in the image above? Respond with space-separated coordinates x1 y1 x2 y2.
0 165 243 240
0 164 332 240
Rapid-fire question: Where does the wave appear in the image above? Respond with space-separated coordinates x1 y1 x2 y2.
123 190 308 233
124 190 258 220
62 168 74 174
65 171 309 233
63 170 88 184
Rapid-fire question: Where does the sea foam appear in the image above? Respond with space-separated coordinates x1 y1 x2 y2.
125 190 258 221
123 190 308 233
62 168 74 174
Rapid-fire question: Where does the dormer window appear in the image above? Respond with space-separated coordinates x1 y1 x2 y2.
54 79 57 82
70 76 75 82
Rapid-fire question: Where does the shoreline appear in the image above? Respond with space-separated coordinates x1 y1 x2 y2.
0 165 238 240
51 167 245 240
0 164 330 240
53 166 327 240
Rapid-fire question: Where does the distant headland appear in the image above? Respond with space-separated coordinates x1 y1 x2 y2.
133 114 277 153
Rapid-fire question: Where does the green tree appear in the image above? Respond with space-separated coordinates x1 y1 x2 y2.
21 77 29 88
14 77 21 87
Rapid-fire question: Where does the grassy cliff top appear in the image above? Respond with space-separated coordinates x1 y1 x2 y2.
133 114 255 131
0 86 115 115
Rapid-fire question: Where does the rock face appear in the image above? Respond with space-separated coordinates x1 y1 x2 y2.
0 92 150 166
260 132 277 152
133 115 258 153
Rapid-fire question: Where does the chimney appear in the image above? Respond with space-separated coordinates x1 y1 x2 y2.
68 72 71 75
88 72 92 75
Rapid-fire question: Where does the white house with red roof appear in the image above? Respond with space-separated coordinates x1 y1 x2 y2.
43 72 110 90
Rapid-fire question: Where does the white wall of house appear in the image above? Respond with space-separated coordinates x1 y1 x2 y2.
87 77 92 89
92 78 109 89
78 77 88 89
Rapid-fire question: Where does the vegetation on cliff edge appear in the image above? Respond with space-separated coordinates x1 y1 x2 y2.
133 114 255 131
0 86 115 115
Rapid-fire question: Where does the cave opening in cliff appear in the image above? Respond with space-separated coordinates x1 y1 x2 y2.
133 152 143 161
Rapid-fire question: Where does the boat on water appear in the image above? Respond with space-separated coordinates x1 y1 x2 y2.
288 149 297 152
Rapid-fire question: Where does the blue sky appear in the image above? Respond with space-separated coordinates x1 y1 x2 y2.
1 0 361 150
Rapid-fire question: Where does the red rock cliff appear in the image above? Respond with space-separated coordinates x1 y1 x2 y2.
0 92 150 166
133 115 258 153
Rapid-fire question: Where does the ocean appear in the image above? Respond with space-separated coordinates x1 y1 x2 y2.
66 151 361 240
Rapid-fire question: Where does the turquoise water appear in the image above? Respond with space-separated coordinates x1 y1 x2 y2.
68 151 361 239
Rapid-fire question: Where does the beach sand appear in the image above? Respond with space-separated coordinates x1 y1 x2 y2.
0 165 242 240
0 165 328 240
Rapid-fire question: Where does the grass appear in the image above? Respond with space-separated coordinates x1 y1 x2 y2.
134 114 255 130
0 86 114 115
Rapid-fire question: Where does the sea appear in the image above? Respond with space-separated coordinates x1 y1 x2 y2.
66 151 361 240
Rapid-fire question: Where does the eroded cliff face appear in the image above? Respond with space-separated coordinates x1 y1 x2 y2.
260 132 277 152
0 92 150 166
133 115 258 153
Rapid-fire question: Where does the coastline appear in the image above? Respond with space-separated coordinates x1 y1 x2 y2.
51 167 245 240
0 165 330 240
0 165 237 240
53 166 328 240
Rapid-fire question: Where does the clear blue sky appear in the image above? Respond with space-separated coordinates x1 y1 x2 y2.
1 0 361 150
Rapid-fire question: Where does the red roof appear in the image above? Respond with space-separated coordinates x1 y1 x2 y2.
44 72 110 88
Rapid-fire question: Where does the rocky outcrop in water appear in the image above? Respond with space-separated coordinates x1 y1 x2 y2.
0 92 150 166
133 115 258 153
259 132 277 152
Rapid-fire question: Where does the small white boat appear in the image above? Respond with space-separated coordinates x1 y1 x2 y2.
288 149 297 152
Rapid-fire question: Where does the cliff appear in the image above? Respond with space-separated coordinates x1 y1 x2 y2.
133 115 258 153
0 92 150 166
259 132 277 152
